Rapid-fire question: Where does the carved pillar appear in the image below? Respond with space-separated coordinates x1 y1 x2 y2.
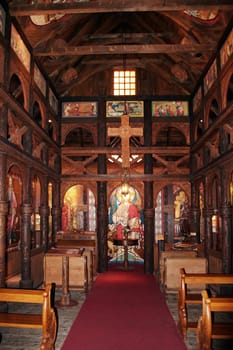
51 207 62 245
97 179 108 272
143 101 154 274
220 204 232 273
39 205 49 250
20 203 33 288
51 180 61 245
39 175 49 250
189 207 201 243
189 181 201 242
20 167 33 288
143 205 155 274
0 152 7 287
203 207 213 258
97 100 108 272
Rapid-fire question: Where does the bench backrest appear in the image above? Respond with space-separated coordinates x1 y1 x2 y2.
201 289 233 333
0 284 52 304
179 268 233 308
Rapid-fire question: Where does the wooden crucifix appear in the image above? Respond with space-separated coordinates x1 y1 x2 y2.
108 114 143 168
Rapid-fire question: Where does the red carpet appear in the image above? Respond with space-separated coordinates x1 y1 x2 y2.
62 265 187 350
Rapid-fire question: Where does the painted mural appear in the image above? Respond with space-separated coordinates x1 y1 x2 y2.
6 173 22 247
106 101 144 118
0 4 5 36
204 60 217 95
11 25 31 72
108 185 144 263
220 29 233 69
34 64 46 96
62 101 97 117
49 88 58 114
152 101 188 117
62 185 96 232
193 87 202 113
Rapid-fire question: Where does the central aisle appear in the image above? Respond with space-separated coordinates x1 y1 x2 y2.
62 265 187 350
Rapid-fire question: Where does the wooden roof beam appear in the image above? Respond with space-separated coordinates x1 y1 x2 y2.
10 0 233 16
34 44 214 57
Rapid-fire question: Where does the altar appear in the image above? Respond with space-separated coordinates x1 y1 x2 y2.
113 238 139 269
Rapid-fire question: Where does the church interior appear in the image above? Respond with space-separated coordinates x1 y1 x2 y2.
0 1 233 349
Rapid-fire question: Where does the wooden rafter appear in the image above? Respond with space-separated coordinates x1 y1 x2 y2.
34 44 214 57
10 0 233 16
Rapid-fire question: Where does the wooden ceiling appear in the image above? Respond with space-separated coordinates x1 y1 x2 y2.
8 0 233 97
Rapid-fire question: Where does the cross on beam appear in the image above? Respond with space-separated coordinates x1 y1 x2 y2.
108 114 143 168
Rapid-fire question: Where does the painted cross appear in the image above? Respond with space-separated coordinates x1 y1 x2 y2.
108 114 143 168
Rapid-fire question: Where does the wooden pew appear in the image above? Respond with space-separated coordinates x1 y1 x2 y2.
178 268 233 338
197 290 233 350
0 283 57 350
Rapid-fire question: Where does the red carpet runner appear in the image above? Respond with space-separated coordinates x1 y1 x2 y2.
62 265 187 350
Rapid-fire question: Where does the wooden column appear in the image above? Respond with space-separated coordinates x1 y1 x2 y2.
40 205 49 249
220 169 232 273
40 176 49 250
0 103 8 138
20 167 33 288
51 180 61 246
0 152 8 287
221 204 232 273
97 99 108 272
144 100 154 274
190 181 201 243
97 180 108 272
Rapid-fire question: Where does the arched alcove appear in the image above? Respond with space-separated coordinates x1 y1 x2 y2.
208 98 219 126
32 101 42 126
31 175 41 248
155 185 189 243
62 185 96 232
226 74 233 107
108 184 144 264
6 166 22 247
9 73 24 106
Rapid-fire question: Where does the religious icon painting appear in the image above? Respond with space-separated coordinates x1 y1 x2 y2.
193 87 202 113
220 29 233 69
34 64 46 96
204 59 217 95
49 88 58 114
11 25 31 73
152 101 189 117
106 101 144 118
0 4 5 36
62 101 97 117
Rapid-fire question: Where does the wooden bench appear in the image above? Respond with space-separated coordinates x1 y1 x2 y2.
0 283 57 350
197 289 233 350
178 268 233 338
